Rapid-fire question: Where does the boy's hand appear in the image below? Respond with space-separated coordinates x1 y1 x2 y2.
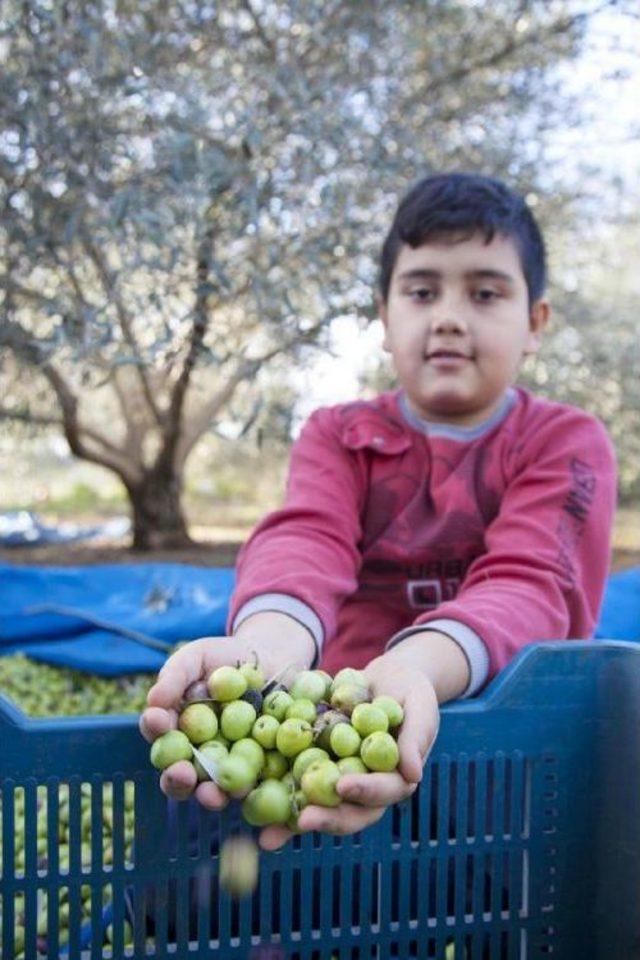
260 656 440 850
139 613 316 810
260 630 470 851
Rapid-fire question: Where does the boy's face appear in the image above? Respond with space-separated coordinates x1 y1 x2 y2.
379 232 550 426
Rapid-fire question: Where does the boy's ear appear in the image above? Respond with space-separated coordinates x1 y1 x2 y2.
524 298 551 356
378 295 391 352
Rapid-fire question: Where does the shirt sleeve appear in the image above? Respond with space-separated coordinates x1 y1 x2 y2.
385 618 490 698
405 408 617 687
226 408 364 651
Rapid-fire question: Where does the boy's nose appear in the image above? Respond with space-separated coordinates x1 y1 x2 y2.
430 313 467 334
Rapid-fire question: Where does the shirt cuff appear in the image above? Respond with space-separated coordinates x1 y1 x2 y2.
231 593 324 667
384 618 490 698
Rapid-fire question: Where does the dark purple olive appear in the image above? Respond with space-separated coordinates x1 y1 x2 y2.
241 688 264 712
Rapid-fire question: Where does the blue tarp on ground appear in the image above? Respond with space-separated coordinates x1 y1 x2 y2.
594 566 640 642
0 563 637 676
0 510 130 547
0 563 235 675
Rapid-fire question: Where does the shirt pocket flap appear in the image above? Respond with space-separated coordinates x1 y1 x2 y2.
341 419 411 455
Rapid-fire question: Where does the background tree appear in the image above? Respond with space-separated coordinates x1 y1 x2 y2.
0 0 629 547
524 206 640 503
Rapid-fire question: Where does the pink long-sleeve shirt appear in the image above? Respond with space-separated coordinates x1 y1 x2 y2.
227 386 617 696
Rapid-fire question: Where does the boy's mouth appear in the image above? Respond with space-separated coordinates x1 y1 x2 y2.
425 349 472 361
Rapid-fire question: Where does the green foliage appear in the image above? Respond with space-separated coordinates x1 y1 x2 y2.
0 0 591 383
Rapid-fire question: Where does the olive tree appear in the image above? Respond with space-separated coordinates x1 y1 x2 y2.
0 0 608 546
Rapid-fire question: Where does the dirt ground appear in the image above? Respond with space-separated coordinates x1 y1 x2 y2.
1 538 639 571
0 538 242 568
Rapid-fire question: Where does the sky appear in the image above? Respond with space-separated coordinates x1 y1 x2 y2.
289 4 640 431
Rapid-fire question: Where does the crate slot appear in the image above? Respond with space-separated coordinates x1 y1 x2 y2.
520 848 530 920
429 762 439 841
522 758 532 840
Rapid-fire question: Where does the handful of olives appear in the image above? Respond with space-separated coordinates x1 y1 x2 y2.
149 661 404 832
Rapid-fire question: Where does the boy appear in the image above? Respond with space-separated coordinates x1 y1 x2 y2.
141 172 617 851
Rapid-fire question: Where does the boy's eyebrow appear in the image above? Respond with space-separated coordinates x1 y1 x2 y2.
397 268 515 285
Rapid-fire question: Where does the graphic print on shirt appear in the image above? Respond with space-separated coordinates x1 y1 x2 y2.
359 469 429 553
556 455 598 586
357 443 501 610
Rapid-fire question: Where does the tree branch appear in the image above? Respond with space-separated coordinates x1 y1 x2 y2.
175 356 260 466
158 218 216 471
175 315 329 466
82 235 163 426
109 364 152 459
1 261 153 462
238 0 313 110
1 319 142 483
420 5 607 98
0 276 64 314
44 362 142 481
0 404 128 459
240 0 277 58
159 173 244 470
0 408 63 429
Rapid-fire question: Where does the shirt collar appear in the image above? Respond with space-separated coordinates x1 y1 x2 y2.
398 388 516 441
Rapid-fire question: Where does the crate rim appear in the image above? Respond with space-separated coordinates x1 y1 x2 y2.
0 639 637 732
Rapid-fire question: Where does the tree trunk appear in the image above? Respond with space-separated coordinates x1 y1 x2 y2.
127 465 193 550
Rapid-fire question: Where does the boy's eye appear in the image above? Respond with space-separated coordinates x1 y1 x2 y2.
408 288 435 301
473 288 501 302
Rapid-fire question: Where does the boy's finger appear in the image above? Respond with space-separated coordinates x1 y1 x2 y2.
396 688 440 783
336 771 415 807
139 706 177 743
147 641 212 709
159 760 198 801
194 780 230 811
298 802 386 836
258 825 294 851
147 637 239 709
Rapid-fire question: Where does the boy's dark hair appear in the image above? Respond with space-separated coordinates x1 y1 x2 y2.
379 172 547 306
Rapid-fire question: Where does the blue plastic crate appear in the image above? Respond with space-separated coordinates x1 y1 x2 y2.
2 640 640 959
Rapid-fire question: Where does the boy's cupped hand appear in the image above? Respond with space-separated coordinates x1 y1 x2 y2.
260 657 440 851
139 637 441 850
139 634 308 809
